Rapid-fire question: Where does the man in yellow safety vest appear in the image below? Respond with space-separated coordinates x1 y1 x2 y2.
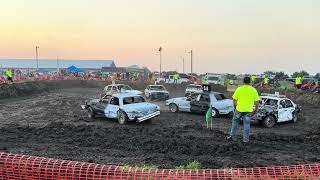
263 76 269 86
251 75 256 85
5 69 13 84
295 76 302 89
173 72 180 84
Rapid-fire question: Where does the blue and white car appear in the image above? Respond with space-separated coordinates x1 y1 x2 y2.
166 92 234 117
82 93 160 124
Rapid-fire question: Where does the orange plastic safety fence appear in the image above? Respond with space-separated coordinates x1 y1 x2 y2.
0 152 319 179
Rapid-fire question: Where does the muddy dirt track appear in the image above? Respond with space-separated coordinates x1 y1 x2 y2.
0 81 319 168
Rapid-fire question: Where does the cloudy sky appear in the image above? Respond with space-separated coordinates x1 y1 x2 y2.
0 0 319 74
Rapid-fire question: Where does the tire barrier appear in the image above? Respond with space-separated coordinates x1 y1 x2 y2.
1 152 319 179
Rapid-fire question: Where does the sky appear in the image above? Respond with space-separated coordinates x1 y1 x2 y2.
0 0 319 75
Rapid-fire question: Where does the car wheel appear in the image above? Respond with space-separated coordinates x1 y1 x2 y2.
169 103 179 113
118 111 128 125
262 115 276 128
87 107 96 119
292 112 298 123
212 108 219 118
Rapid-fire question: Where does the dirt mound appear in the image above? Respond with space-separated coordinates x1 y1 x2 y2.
287 93 320 106
0 81 50 99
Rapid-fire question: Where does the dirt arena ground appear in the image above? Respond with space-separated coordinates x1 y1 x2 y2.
0 81 319 168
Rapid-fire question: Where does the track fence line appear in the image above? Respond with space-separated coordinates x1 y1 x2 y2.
0 152 319 179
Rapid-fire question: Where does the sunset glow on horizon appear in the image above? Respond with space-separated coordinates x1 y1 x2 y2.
1 0 319 74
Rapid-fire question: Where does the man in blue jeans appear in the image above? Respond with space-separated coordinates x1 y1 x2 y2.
227 76 260 145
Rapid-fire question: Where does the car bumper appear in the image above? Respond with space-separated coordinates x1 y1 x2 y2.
137 111 160 122
151 93 169 99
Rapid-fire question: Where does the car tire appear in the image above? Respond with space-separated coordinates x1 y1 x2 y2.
212 108 219 118
87 107 96 119
262 115 276 128
292 112 298 123
169 103 179 113
118 111 128 125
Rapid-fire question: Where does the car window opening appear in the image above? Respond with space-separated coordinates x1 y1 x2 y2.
123 96 145 105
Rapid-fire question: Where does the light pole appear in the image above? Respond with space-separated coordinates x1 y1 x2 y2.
182 56 185 73
159 47 162 76
35 46 39 71
189 50 193 74
57 56 59 73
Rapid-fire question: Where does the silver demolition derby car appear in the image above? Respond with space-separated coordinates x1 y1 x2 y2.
253 93 301 128
166 92 234 117
81 93 160 124
103 84 142 96
144 85 170 100
185 84 203 97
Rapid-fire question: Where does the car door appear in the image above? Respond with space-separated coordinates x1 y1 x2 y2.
278 100 292 122
284 99 295 120
95 98 109 114
105 97 120 119
190 94 210 114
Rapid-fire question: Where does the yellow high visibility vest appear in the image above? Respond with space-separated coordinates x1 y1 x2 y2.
295 77 302 85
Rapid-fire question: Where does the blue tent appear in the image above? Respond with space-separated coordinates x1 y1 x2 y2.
67 65 78 72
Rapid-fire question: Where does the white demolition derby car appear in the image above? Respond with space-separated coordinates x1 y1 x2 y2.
81 93 160 124
103 84 142 96
166 92 234 117
253 93 301 128
185 84 203 97
144 85 170 100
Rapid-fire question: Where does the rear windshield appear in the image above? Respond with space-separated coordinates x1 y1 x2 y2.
208 76 219 81
150 86 166 90
187 85 202 91
123 96 145 104
117 85 132 91
214 93 226 100
261 98 278 106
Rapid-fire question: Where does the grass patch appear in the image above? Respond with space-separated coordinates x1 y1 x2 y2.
175 160 202 170
122 163 158 171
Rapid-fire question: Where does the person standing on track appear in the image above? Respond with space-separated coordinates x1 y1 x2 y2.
5 69 13 84
227 76 260 145
173 72 180 84
295 75 303 89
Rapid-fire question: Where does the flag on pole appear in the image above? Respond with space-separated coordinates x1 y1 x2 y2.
205 106 212 129
159 47 162 52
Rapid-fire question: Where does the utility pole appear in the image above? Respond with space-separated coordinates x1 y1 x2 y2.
57 56 59 73
159 47 162 76
35 46 39 71
182 56 185 73
189 50 193 74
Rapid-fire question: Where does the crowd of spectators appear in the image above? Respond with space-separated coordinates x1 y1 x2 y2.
0 69 152 84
